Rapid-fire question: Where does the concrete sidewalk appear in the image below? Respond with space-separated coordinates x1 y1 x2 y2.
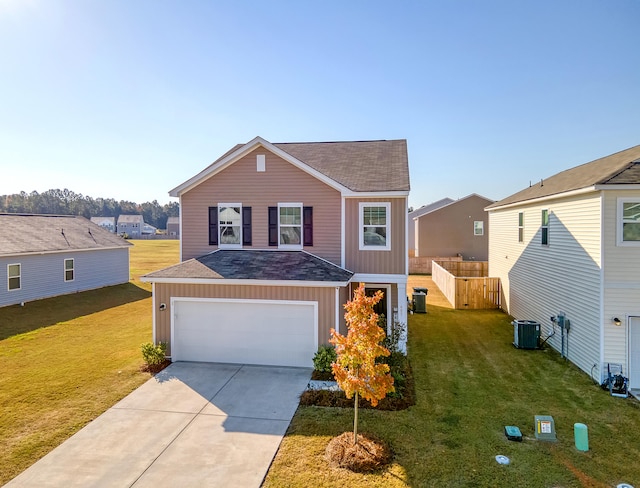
6 362 312 488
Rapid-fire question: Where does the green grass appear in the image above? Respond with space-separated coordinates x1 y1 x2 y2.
264 278 640 488
0 239 179 485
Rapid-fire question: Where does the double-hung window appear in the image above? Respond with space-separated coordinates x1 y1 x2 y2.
541 209 549 246
218 204 242 248
278 203 303 248
360 202 391 251
64 258 74 282
474 221 484 236
8 264 21 291
518 212 524 242
618 198 640 245
209 205 251 247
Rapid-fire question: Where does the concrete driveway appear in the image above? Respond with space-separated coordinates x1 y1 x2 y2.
6 362 312 488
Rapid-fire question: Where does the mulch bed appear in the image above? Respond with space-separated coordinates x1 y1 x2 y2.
139 360 171 374
301 358 416 411
325 432 392 472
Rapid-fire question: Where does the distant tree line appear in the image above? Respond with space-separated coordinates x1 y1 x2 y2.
0 189 179 230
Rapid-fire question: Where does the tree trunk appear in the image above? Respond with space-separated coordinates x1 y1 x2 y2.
353 391 359 445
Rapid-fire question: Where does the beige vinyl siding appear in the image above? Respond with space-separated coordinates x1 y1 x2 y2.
602 190 640 374
345 197 407 274
488 193 602 376
155 283 338 355
180 148 341 264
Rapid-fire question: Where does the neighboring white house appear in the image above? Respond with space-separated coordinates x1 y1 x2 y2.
90 216 116 233
487 145 640 393
1 214 131 308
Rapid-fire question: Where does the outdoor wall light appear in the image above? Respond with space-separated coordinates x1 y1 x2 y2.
159 303 167 311
612 317 622 326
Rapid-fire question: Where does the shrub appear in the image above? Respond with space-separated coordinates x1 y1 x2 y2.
312 344 337 373
141 342 167 366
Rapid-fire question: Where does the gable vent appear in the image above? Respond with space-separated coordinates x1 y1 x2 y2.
257 154 266 172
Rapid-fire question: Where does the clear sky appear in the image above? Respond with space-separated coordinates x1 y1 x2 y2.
1 1 638 209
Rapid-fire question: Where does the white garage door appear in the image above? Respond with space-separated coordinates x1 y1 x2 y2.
172 298 317 367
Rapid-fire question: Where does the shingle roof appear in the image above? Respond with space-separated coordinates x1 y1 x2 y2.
90 216 115 226
142 250 354 283
273 140 410 192
0 214 131 256
488 145 640 209
117 214 144 224
171 137 410 196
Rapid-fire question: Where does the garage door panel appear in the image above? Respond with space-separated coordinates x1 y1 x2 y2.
172 299 317 367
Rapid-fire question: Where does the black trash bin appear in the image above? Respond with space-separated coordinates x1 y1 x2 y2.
412 287 428 313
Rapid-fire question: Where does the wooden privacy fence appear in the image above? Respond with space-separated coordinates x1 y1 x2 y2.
432 261 500 310
409 255 462 274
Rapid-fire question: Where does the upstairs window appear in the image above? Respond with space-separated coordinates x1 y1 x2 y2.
8 264 21 291
279 204 302 246
209 205 252 247
218 205 242 247
268 205 312 248
64 258 74 282
518 212 524 242
474 221 484 236
618 198 640 245
541 209 549 246
360 202 391 251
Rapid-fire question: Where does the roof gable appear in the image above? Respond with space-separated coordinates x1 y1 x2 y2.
488 145 640 209
169 136 409 197
409 198 455 220
415 194 494 219
0 214 131 256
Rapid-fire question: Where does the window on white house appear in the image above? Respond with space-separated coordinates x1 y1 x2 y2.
618 198 640 245
218 205 242 247
8 264 21 291
518 212 524 242
541 209 549 245
64 258 74 282
360 202 391 250
279 203 302 247
474 221 484 236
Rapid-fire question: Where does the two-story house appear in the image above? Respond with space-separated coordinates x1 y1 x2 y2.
142 136 410 368
487 145 640 393
117 214 144 238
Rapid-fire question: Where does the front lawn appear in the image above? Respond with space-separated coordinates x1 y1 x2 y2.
0 239 179 485
263 277 640 487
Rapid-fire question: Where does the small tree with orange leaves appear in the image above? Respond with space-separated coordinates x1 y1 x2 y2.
329 284 394 445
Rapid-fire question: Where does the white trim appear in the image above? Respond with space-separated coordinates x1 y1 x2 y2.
257 154 266 172
596 184 640 191
277 202 303 250
335 287 340 335
473 221 484 236
178 196 183 261
343 191 409 198
629 316 640 390
599 194 605 370
486 186 598 212
351 273 407 284
141 276 351 287
616 197 640 246
404 199 409 275
341 196 346 268
152 282 157 345
7 263 21 291
364 283 392 325
170 296 319 364
359 202 391 251
218 203 243 249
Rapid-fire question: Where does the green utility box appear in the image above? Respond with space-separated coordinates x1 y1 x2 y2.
534 415 557 441
513 320 541 349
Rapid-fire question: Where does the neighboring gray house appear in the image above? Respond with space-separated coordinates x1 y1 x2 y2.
166 216 180 237
487 145 640 391
117 214 144 238
408 198 453 256
90 216 116 233
1 214 131 308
